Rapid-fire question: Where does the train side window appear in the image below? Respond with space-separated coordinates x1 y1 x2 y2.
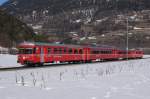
97 51 99 54
107 51 108 54
54 48 57 54
103 51 105 54
109 51 111 54
64 48 67 54
92 50 99 54
118 52 122 54
79 49 83 54
47 48 51 54
100 51 102 54
69 48 72 54
59 48 62 54
33 47 36 54
101 51 104 54
99 51 101 54
107 51 109 54
108 51 112 54
74 49 78 54
106 51 108 54
92 51 95 54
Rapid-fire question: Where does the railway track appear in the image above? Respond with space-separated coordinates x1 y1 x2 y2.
0 57 149 72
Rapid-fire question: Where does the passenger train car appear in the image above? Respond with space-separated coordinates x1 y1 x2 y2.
17 42 143 66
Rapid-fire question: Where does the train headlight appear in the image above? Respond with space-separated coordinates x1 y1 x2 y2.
22 56 26 60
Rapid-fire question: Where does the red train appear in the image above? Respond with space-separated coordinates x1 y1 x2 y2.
17 42 143 66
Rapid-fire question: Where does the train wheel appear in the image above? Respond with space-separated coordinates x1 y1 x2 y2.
24 63 33 67
68 61 72 64
33 63 43 67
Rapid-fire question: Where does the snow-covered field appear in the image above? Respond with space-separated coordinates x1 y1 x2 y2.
0 54 20 67
0 54 150 99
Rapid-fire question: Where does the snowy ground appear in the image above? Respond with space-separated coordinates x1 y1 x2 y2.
0 54 150 99
0 54 20 67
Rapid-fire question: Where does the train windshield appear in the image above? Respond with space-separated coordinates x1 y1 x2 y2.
19 48 36 54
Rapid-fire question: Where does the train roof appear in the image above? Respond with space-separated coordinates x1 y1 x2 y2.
19 42 84 48
18 42 117 49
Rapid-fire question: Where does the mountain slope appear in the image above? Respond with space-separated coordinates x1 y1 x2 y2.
2 0 150 14
0 9 35 47
1 0 150 50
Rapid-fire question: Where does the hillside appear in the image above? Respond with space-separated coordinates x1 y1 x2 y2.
1 0 150 51
0 8 35 47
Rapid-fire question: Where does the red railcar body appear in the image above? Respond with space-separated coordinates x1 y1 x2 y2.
17 42 143 66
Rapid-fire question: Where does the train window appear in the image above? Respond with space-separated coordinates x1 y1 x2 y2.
19 48 33 54
118 52 122 54
69 48 72 54
54 48 57 53
101 51 104 54
74 49 78 54
107 51 112 54
26 49 33 54
128 52 131 54
93 51 95 54
33 48 36 54
64 48 67 54
59 48 62 54
98 51 101 54
79 49 83 54
19 49 23 54
92 50 99 54
99 51 102 54
119 51 126 54
106 51 108 54
91 51 94 54
47 48 51 54
96 51 99 54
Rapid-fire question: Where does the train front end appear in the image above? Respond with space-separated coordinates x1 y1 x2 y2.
17 42 37 66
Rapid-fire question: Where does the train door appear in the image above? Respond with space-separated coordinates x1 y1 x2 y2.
83 48 86 61
112 49 117 58
86 48 90 61
83 48 90 61
40 47 44 63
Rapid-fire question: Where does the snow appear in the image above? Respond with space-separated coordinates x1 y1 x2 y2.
0 54 20 67
134 27 143 30
75 19 81 23
80 37 86 40
0 55 150 99
32 25 42 29
88 36 96 40
0 46 8 51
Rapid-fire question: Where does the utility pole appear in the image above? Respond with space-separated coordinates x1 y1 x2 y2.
126 17 129 60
